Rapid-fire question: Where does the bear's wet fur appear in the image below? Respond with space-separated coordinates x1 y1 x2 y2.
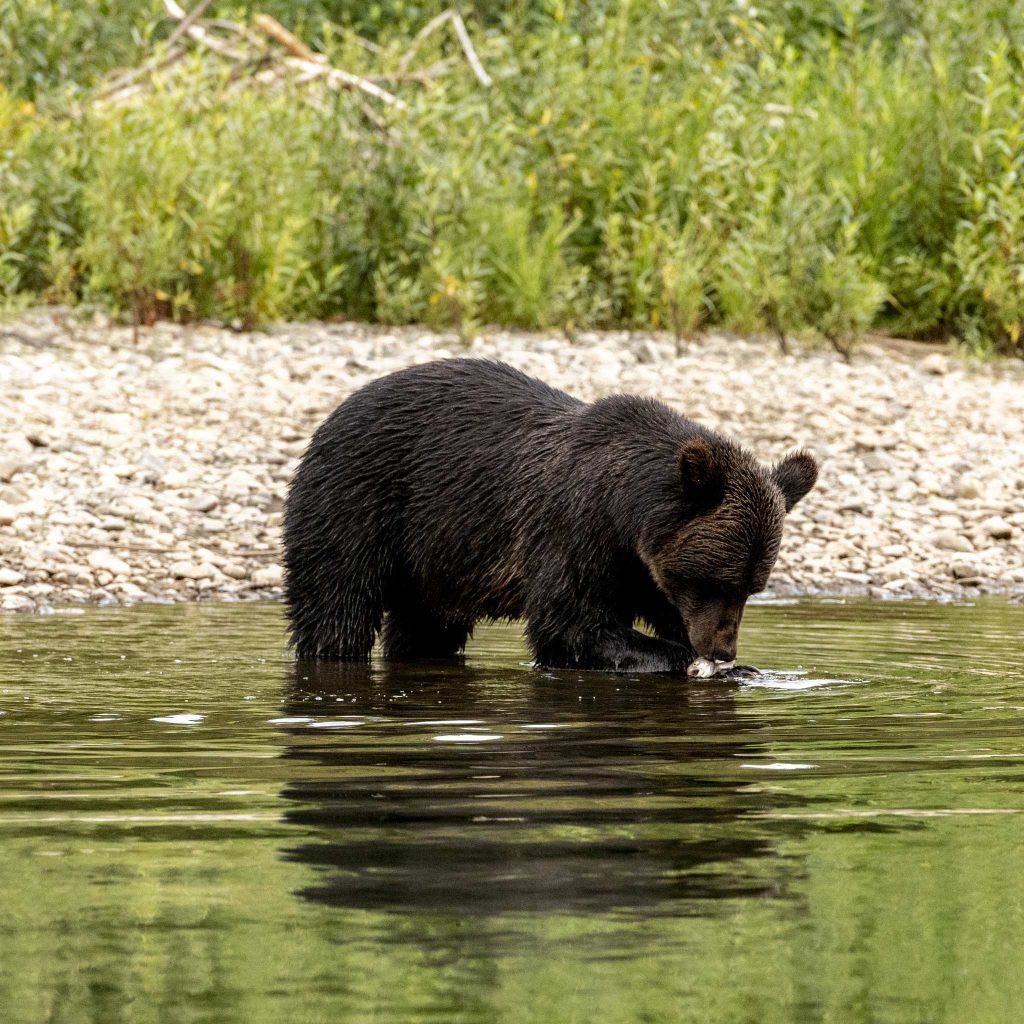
283 359 817 671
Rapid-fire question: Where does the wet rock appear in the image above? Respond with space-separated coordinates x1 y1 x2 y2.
1 592 34 612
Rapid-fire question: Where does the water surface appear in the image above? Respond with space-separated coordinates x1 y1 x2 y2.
1 599 1023 1023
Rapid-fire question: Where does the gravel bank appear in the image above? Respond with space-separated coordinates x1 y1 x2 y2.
1 310 1022 613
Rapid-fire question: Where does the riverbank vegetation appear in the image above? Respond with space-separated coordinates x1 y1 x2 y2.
2 0 1024 353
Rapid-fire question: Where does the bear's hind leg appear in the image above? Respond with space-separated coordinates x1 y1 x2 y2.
287 579 382 661
382 602 471 660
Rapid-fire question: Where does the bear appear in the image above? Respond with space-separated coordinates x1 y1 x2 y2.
283 358 817 672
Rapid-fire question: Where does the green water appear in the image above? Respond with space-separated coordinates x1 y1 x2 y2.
1 599 1023 1024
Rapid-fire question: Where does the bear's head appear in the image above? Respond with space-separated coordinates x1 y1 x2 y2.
640 437 817 666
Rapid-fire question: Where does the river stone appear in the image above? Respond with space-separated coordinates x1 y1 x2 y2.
0 592 34 612
251 564 284 587
954 478 984 500
3 316 1024 608
922 352 949 375
0 458 25 483
186 494 220 513
635 339 668 365
87 550 132 576
862 451 893 472
0 567 25 586
932 530 974 553
170 561 216 580
982 516 1013 540
0 503 18 526
878 557 915 582
949 559 982 581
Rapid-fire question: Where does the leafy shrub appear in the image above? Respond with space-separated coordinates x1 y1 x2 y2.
1 0 1024 352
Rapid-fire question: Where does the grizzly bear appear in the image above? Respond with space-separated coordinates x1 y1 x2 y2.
283 359 817 672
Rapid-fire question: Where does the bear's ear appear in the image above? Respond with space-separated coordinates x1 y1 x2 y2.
678 437 726 509
773 450 818 512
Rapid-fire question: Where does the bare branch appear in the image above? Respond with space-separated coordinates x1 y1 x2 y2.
165 0 214 50
352 35 385 56
451 11 492 87
398 9 453 74
106 0 418 113
162 0 248 59
250 12 405 107
253 13 324 63
280 56 405 107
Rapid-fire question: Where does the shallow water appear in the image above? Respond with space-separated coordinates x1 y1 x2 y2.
1 599 1023 1024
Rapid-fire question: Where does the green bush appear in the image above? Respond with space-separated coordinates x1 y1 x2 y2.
1 0 1024 352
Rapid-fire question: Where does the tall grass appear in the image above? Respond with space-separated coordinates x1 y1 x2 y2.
2 0 1024 352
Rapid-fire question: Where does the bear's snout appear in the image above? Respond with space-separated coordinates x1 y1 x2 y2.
680 597 745 664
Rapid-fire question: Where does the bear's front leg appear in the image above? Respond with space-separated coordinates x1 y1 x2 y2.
526 618 693 674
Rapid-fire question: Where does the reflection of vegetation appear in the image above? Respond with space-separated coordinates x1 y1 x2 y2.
4 2 1024 349
0 601 1022 1022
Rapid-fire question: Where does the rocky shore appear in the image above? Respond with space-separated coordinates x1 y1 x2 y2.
1 310 1022 613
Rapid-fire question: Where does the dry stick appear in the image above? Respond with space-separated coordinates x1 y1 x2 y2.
398 9 453 74
250 13 405 108
99 0 211 98
253 12 323 63
165 0 214 49
162 0 248 59
352 35 385 55
450 10 492 87
278 54 405 107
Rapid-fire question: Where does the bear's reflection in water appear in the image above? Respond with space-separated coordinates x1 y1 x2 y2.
275 658 808 917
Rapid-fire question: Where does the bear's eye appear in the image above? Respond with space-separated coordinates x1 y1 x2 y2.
691 578 733 599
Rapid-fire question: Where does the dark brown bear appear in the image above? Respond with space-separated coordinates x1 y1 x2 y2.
283 359 817 672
